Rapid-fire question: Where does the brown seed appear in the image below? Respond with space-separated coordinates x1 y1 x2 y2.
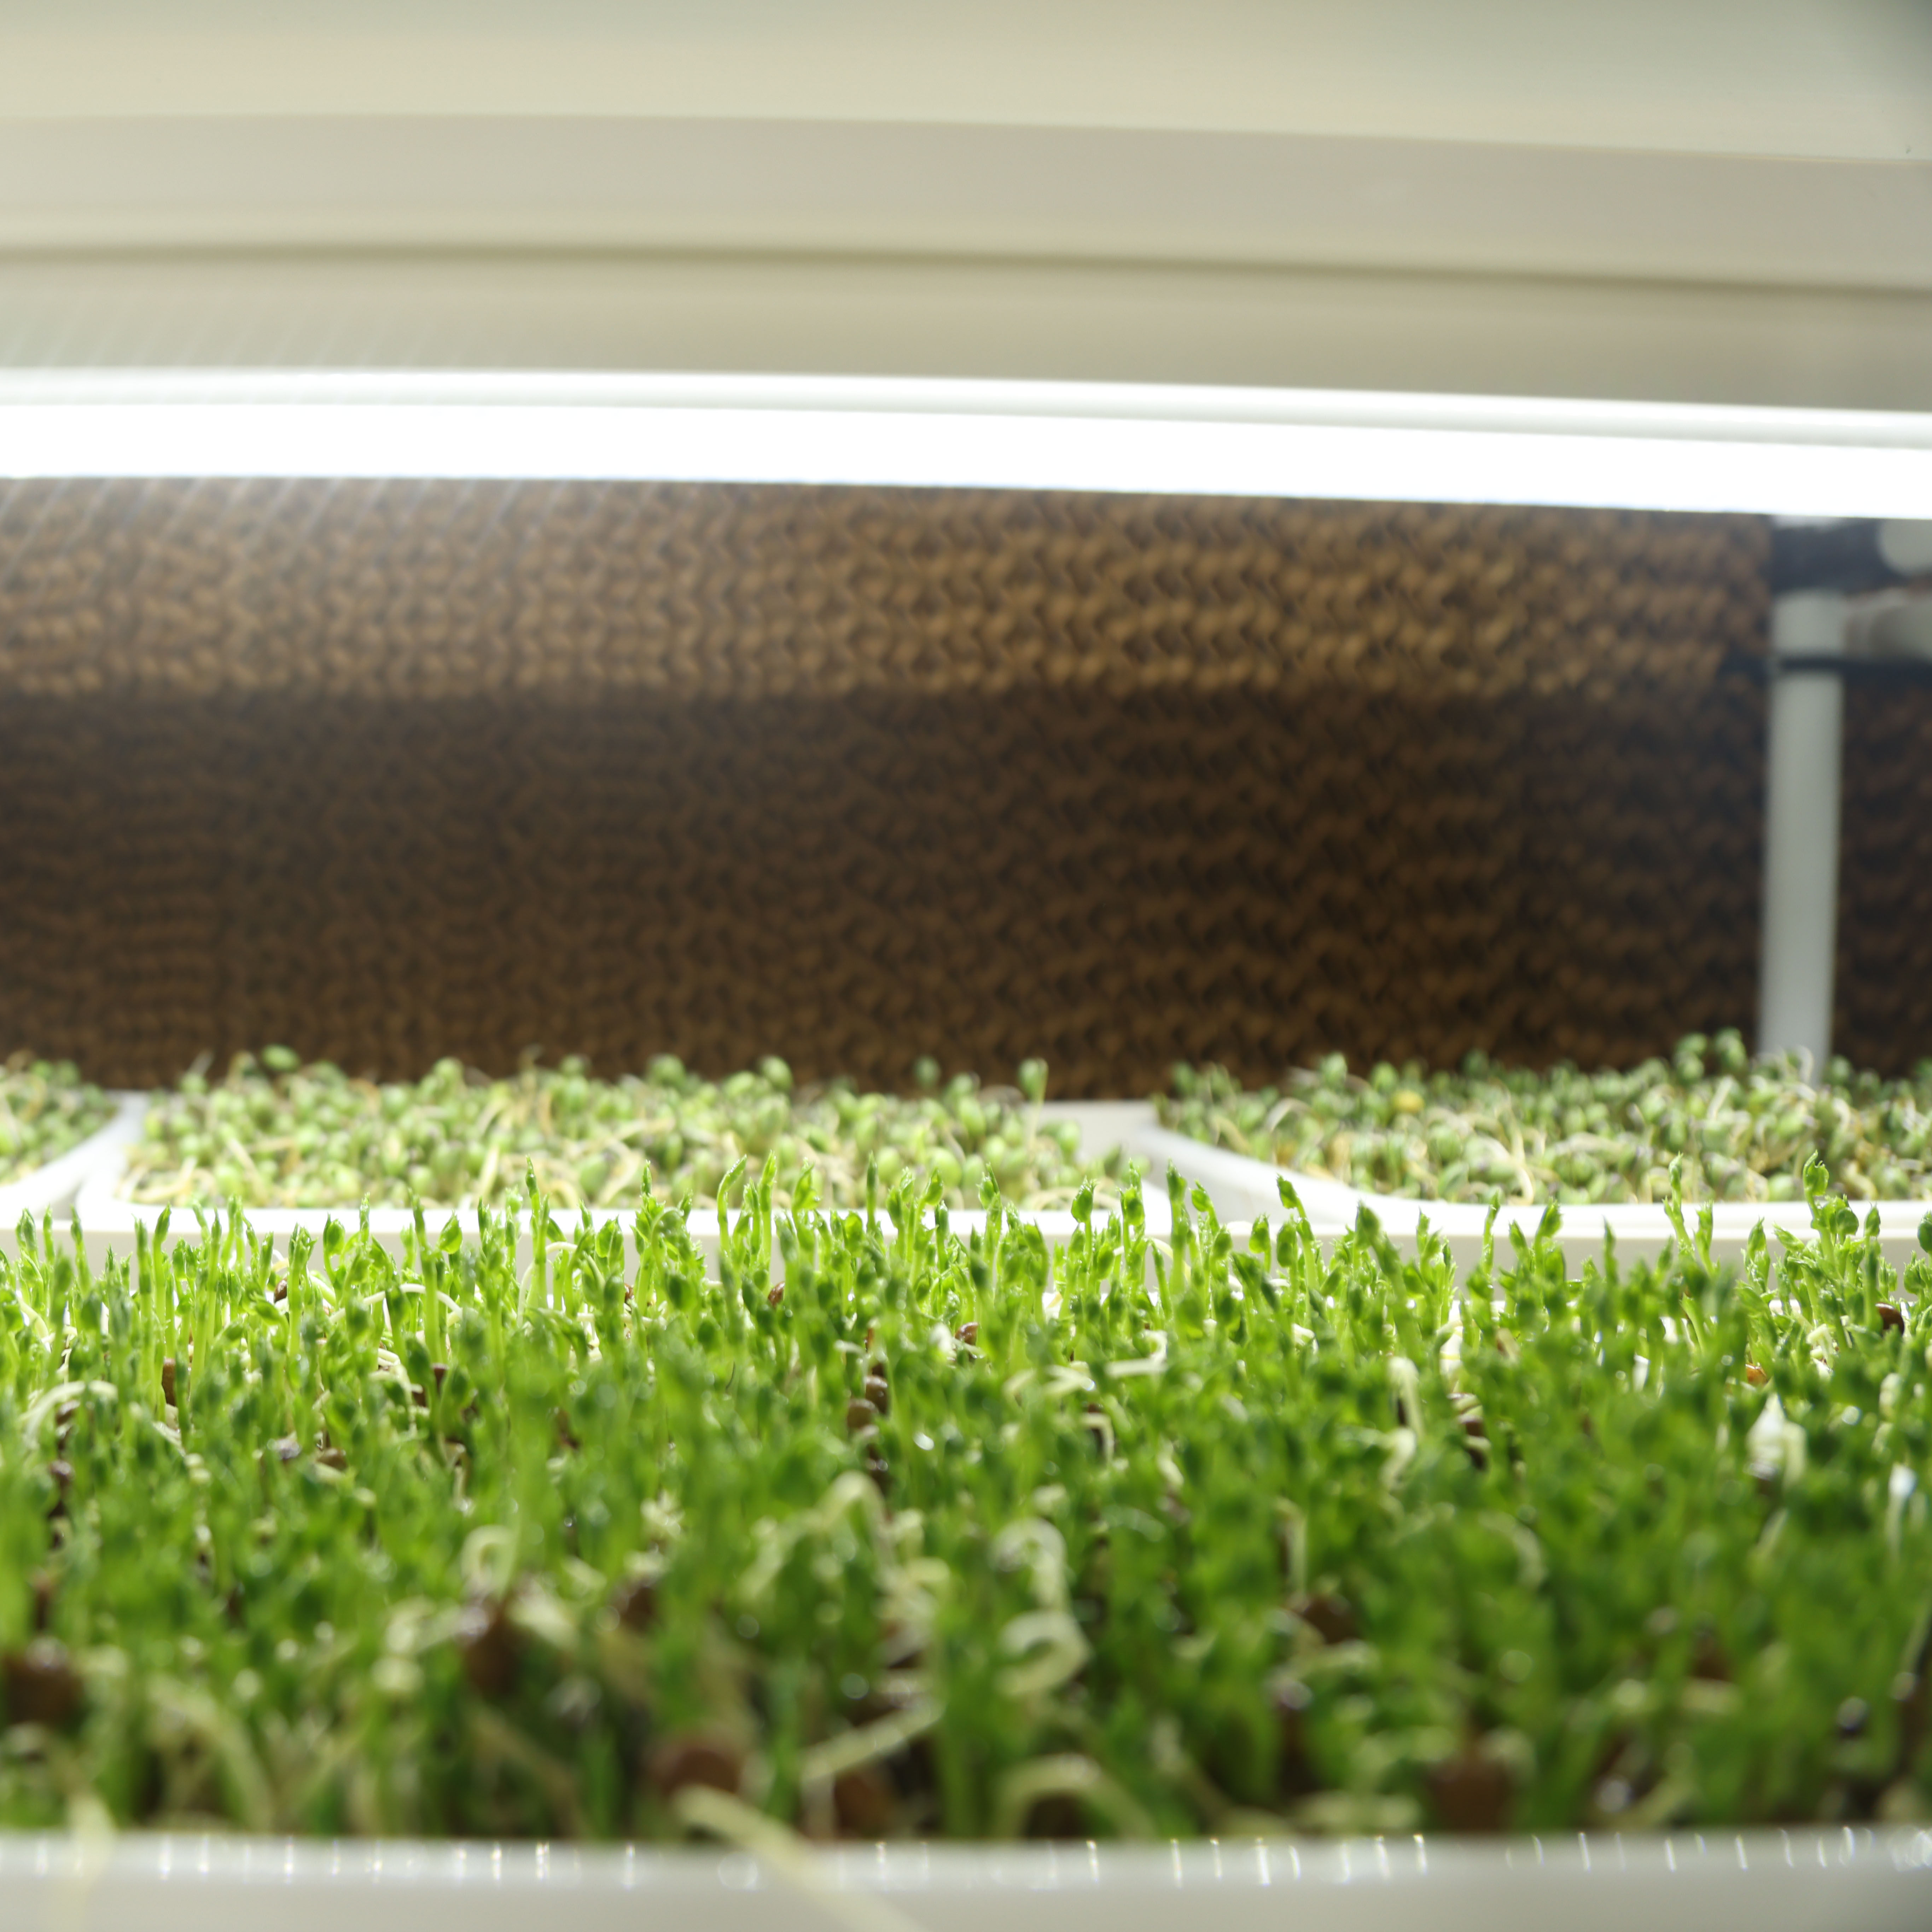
955 1322 978 1347
611 1574 659 1632
431 1363 448 1389
1590 1729 1636 1788
767 1286 785 1308
897 1732 939 1798
646 1733 743 1801
316 1446 349 1471
1879 1303 1905 1334
865 1452 891 1496
846 1397 878 1434
1297 1593 1358 1645
833 1763 898 1838
1426 1750 1512 1833
161 1358 176 1407
840 1676 883 1717
1273 1679 1320 1798
863 1375 891 1416
1745 1363 1769 1387
454 1599 520 1698
272 1283 288 1304
2 1639 82 1728
1894 1669 1929 1773
47 1460 73 1495
1022 1793 1087 1839
1691 1629 1732 1683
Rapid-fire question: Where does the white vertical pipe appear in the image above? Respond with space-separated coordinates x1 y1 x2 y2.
1879 520 1932 575
1757 589 1847 1069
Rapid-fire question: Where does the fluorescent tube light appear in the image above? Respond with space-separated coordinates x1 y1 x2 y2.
0 373 1928 518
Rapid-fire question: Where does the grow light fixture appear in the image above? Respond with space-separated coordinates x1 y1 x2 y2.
0 373 1930 519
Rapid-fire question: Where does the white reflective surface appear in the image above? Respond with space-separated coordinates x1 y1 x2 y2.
0 1829 1927 1932
0 373 1928 518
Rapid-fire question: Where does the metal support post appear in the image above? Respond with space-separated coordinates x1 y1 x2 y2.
1754 520 1931 1071
1757 588 1845 1070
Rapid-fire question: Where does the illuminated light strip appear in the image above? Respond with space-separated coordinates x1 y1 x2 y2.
0 375 1928 516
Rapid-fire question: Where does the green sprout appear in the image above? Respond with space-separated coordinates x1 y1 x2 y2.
0 1167 1927 1839
123 1054 1118 1215
0 1056 111 1187
1162 1030 1932 1205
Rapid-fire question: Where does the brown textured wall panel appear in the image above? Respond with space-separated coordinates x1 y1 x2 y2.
1838 683 1932 1076
0 482 1770 1091
0 481 1762 704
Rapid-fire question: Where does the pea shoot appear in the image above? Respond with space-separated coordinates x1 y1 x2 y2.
1164 1030 1932 1205
123 1051 1115 1214
1 1160 1928 1839
0 1056 110 1187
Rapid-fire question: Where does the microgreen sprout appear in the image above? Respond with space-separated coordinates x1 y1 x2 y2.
1164 1031 1932 1204
0 1056 110 1187
123 1053 1121 1214
0 1168 1928 1838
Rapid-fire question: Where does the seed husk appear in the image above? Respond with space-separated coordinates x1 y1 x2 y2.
454 1600 520 1698
1295 1593 1358 1645
1425 1750 1513 1833
832 1764 898 1837
2 1639 82 1728
611 1575 658 1633
647 1733 743 1801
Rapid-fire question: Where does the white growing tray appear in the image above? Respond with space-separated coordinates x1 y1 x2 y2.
0 1093 146 1251
22 1113 1932 1928
43 1094 1932 1275
1139 1120 1932 1271
65 1097 1175 1265
0 1827 1925 1932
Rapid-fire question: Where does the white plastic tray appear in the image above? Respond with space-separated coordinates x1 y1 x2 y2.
1141 1122 1932 1270
0 1828 1925 1932
66 1097 1172 1263
45 1093 1932 1274
0 1092 146 1249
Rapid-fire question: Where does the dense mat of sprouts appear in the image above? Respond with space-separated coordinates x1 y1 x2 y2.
121 1052 1115 1214
1 1162 1929 1839
0 1059 111 1189
1162 1030 1932 1205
